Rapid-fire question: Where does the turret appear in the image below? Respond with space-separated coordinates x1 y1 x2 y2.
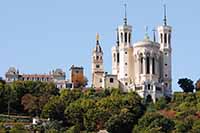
157 4 172 97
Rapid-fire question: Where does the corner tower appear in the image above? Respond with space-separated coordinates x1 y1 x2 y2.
92 34 104 89
157 5 172 96
114 4 133 90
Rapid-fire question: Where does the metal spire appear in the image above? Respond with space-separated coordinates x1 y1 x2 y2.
152 28 156 42
124 4 127 25
163 4 167 26
96 33 100 44
144 26 150 40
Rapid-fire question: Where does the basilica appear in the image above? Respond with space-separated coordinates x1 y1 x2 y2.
91 5 172 102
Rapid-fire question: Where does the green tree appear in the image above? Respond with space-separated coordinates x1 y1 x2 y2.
178 78 194 93
84 108 110 131
42 96 66 121
133 112 175 133
21 93 47 116
10 123 28 133
65 125 80 133
106 111 135 133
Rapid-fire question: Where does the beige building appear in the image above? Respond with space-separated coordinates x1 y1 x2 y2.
5 67 67 89
92 34 119 90
92 5 172 102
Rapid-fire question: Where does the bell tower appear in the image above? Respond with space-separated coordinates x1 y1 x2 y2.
157 4 172 96
117 4 133 89
92 33 104 88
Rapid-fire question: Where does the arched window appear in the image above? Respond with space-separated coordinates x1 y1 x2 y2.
140 57 143 74
148 84 151 90
117 53 120 63
96 56 99 60
113 53 116 62
160 33 163 43
129 33 131 43
152 58 155 74
125 32 127 43
164 33 167 44
121 32 123 43
168 34 171 44
146 56 150 74
110 78 114 83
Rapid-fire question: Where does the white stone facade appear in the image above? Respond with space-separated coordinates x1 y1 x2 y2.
92 7 172 101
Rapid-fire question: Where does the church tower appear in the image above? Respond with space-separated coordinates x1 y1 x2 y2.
92 33 104 88
112 29 120 76
157 5 172 96
114 4 133 90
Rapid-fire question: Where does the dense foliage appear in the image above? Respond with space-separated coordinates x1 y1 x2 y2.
0 78 200 132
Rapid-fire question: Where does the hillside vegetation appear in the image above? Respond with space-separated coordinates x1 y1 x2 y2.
0 78 200 132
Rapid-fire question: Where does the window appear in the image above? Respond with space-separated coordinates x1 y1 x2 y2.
165 53 168 55
125 51 127 54
121 32 123 42
125 32 127 43
125 74 128 76
129 33 131 43
96 56 99 60
168 34 171 44
165 74 168 77
164 33 167 44
100 78 102 83
125 62 128 65
148 84 151 90
152 58 155 74
110 78 114 83
140 57 143 74
165 83 168 87
76 70 79 73
160 33 163 43
165 64 167 66
146 57 150 74
96 64 100 68
125 82 128 86
117 53 120 63
113 53 116 62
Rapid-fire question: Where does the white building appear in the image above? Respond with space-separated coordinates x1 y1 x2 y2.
92 5 172 102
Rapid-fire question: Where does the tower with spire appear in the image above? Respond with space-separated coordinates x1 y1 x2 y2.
92 33 104 88
157 4 172 96
112 4 134 91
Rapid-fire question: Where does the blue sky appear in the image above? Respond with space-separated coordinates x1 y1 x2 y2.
0 0 199 91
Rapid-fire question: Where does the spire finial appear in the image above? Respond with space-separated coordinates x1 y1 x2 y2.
152 28 156 42
96 33 99 42
163 4 167 26
124 3 127 25
144 26 150 40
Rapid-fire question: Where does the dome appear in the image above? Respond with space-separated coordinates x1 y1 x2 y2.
8 67 17 73
134 37 160 48
55 68 62 73
54 68 65 75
